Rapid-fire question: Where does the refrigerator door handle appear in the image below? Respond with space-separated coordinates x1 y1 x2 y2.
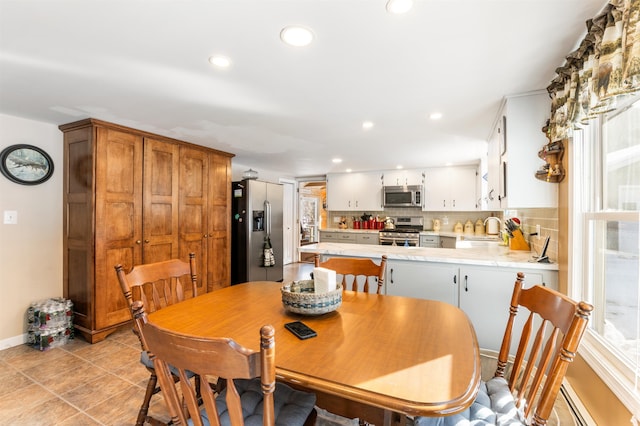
265 200 271 235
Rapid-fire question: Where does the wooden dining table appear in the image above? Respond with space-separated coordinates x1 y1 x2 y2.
147 281 481 426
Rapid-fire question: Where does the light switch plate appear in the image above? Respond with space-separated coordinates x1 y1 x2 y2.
4 210 18 224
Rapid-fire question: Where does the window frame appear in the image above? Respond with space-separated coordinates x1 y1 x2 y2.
569 104 640 418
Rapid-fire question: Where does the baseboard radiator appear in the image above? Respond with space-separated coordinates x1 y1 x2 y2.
560 381 597 426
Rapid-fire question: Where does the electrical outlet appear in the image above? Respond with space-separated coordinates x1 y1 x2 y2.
536 224 541 239
333 216 341 223
4 210 18 224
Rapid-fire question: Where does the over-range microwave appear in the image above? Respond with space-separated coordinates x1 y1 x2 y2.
383 185 422 208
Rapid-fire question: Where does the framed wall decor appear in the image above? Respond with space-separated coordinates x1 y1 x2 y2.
0 144 54 185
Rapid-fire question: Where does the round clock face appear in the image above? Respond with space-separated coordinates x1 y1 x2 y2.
0 144 54 185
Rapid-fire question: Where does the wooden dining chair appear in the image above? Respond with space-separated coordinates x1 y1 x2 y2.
114 253 200 426
415 272 593 426
314 254 387 294
130 300 317 426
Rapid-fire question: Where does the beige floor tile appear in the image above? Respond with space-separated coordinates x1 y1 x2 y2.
85 385 146 426
5 395 80 425
2 345 69 371
112 358 151 387
0 383 57 419
71 340 128 362
0 369 34 397
60 373 133 411
36 361 109 395
91 344 139 371
57 412 103 425
21 350 88 379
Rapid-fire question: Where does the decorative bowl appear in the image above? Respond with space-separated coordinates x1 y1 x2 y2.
281 280 342 315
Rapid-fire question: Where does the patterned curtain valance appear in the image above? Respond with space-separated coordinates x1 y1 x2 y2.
547 0 640 142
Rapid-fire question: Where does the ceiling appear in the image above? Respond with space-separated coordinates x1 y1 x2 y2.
0 0 605 178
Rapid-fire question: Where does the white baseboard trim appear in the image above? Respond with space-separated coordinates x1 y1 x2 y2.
0 333 27 351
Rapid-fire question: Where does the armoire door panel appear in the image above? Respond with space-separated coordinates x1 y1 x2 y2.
179 146 209 290
97 248 136 328
207 234 228 291
143 138 179 263
94 127 143 331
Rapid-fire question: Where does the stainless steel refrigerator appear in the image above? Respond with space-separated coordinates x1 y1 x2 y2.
231 179 284 284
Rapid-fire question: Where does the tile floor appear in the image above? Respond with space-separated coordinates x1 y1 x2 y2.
0 262 313 426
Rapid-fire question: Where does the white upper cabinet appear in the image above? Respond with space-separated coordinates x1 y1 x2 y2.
491 92 558 209
326 172 383 211
382 169 425 187
424 166 478 211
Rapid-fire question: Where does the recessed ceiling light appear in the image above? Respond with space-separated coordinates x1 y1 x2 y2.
396 165 403 169
280 26 314 47
332 158 343 163
208 55 231 68
429 112 443 120
346 168 352 173
362 121 374 130
386 0 414 14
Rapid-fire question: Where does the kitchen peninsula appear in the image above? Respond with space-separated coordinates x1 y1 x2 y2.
299 241 557 352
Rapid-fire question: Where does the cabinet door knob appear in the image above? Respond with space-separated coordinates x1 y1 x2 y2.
136 240 142 244
144 239 150 244
203 234 208 238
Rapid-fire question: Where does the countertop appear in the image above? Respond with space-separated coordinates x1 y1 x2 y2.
299 242 558 271
319 228 501 240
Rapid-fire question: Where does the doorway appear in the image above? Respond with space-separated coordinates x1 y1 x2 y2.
297 179 326 263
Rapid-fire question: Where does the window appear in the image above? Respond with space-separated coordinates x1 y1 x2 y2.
571 97 640 416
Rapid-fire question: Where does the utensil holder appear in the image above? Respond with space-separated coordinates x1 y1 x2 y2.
509 229 530 251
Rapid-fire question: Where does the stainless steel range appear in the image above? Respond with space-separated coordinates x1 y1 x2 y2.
379 216 423 246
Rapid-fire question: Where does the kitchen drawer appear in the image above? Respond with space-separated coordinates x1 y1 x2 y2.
356 233 379 245
419 235 440 248
319 231 356 243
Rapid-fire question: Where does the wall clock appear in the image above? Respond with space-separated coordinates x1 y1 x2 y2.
0 144 54 185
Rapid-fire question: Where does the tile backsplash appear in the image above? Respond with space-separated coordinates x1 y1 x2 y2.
325 207 559 262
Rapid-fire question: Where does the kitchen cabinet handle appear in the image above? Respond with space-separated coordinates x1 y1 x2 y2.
390 268 394 284
144 239 150 244
136 240 142 244
442 200 446 208
464 275 468 292
453 199 456 208
453 275 456 284
489 189 495 200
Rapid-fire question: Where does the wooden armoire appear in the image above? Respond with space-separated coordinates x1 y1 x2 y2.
60 119 234 343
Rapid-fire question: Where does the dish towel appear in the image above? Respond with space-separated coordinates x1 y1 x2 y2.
263 236 275 267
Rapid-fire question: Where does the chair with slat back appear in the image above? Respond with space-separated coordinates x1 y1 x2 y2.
114 253 200 426
314 254 387 294
130 300 317 426
415 272 593 426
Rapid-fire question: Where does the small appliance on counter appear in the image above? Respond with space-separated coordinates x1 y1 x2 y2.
484 217 501 235
453 222 463 233
432 218 441 232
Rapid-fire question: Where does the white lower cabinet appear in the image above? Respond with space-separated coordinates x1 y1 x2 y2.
458 265 556 353
385 260 458 306
385 259 557 353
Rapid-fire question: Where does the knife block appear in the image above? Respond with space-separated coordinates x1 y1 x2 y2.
509 229 530 251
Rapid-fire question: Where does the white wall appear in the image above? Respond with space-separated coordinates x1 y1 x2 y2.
0 114 63 347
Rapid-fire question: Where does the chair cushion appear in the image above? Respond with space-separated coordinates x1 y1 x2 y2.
196 378 316 426
414 377 524 426
140 351 196 378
